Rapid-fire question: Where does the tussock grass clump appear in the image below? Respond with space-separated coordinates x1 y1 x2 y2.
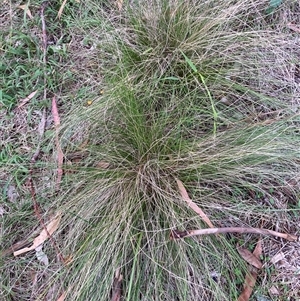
2 0 300 300
52 1 300 300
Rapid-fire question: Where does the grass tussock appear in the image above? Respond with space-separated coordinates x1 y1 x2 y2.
1 0 300 300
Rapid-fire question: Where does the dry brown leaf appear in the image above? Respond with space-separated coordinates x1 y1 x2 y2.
238 268 257 301
16 90 38 109
176 178 214 228
237 246 263 269
116 0 123 10
237 239 262 301
287 23 300 33
18 4 33 19
14 214 61 256
52 96 60 127
252 239 262 259
269 285 280 296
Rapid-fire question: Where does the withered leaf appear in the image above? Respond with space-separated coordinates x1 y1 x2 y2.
237 246 263 269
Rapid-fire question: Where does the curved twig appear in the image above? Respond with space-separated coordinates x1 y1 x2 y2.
171 227 298 242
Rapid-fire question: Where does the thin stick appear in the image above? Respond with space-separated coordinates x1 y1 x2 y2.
170 227 298 242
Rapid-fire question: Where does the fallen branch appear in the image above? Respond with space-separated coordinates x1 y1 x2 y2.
170 227 297 242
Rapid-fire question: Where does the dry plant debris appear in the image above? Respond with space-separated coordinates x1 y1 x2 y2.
15 90 38 109
170 227 297 241
287 22 300 33
57 0 68 19
237 246 263 269
52 96 64 190
18 3 33 19
13 213 61 256
238 240 263 301
116 0 123 11
111 268 123 301
176 178 215 228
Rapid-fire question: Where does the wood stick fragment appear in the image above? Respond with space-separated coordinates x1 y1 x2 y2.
170 227 297 241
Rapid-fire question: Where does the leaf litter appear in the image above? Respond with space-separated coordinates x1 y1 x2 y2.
13 213 61 256
2 1 300 301
18 3 33 19
176 178 215 228
237 246 263 269
237 239 262 301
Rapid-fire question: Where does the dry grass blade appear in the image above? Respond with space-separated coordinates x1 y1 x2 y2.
52 96 64 190
57 0 68 19
18 3 33 19
171 227 297 241
176 178 214 228
13 214 61 256
16 90 38 109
